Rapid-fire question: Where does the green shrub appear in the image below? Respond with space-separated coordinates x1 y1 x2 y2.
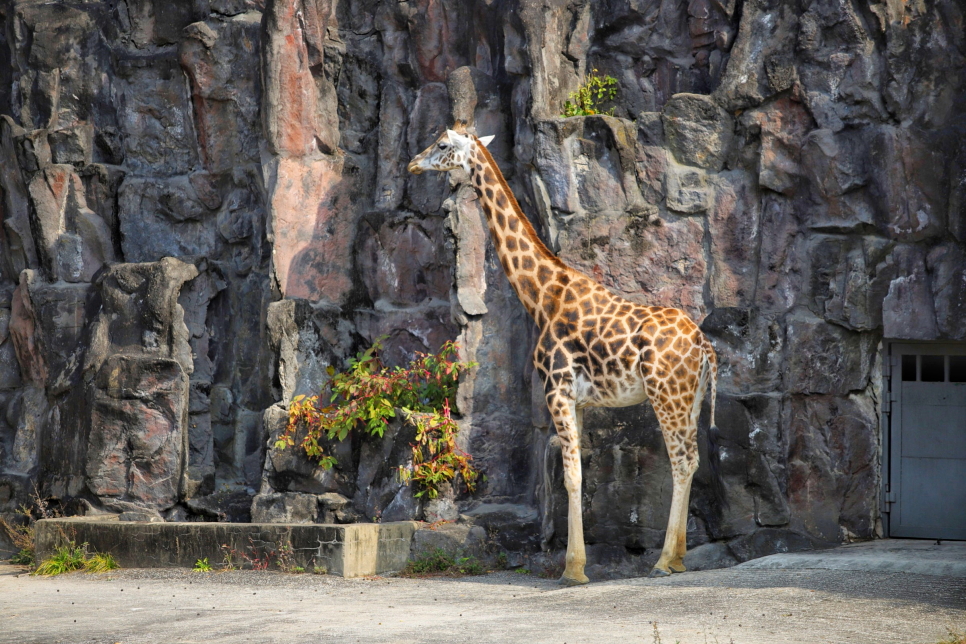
193 557 213 572
279 339 481 499
562 70 618 117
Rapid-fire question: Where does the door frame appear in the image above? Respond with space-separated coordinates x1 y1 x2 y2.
884 341 966 540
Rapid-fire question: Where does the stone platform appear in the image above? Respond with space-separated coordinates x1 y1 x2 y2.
34 517 417 577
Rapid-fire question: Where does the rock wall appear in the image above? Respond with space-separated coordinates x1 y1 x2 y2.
1 0 964 567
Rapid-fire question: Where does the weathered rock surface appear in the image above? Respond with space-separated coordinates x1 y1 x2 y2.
0 0 964 574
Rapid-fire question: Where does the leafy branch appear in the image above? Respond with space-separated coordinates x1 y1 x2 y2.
276 339 481 499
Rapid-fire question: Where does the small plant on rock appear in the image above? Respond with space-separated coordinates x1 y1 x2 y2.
193 557 213 572
561 69 618 117
278 339 481 500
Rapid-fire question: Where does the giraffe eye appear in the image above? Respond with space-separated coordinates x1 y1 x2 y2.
438 143 449 150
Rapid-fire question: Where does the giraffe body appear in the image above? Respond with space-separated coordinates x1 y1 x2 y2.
409 124 722 584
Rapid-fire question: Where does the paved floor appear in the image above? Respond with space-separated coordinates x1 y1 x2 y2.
1 540 964 644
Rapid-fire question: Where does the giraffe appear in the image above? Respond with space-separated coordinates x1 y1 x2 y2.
408 122 723 585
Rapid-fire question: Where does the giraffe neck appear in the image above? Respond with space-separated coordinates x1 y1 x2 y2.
466 141 568 323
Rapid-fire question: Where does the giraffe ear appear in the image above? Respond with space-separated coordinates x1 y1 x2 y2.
478 135 495 148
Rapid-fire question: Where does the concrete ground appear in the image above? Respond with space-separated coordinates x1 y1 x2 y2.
1 540 964 644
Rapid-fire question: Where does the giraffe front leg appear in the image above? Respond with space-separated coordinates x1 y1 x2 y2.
548 394 589 586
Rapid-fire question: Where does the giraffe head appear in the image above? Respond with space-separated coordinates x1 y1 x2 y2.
407 122 494 175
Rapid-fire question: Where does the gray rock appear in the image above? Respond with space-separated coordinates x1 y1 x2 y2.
784 314 877 395
119 511 164 523
881 245 939 341
662 94 734 171
728 529 828 564
423 496 459 524
682 542 738 571
251 492 318 524
463 504 540 552
411 522 487 560
665 161 712 214
186 490 254 523
48 125 94 166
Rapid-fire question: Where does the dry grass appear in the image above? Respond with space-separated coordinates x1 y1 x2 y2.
937 630 966 644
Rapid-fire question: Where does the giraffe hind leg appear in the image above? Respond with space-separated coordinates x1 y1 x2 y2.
649 394 700 577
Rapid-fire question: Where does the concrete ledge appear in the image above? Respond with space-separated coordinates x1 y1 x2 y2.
35 518 417 577
735 539 966 578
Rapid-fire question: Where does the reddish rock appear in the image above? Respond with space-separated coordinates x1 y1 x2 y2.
26 165 73 277
708 170 761 308
747 97 812 195
408 0 468 82
261 0 340 156
267 156 357 302
180 16 262 173
9 283 47 386
86 356 189 509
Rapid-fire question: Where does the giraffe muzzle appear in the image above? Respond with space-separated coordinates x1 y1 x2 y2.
407 160 423 174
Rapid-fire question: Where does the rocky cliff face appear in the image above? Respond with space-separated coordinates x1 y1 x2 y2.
1 0 964 569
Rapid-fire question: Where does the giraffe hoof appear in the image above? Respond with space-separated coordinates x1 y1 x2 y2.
669 561 686 574
648 566 671 578
558 573 590 586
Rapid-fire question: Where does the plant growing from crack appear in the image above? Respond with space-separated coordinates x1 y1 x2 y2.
278 338 482 499
561 69 618 117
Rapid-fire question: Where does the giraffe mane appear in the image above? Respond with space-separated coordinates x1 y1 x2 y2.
472 135 565 269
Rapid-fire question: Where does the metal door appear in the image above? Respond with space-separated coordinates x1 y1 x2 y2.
888 344 966 539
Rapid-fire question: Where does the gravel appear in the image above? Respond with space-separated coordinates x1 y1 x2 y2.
2 562 964 643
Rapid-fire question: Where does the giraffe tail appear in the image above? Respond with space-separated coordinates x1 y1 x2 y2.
703 347 728 509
